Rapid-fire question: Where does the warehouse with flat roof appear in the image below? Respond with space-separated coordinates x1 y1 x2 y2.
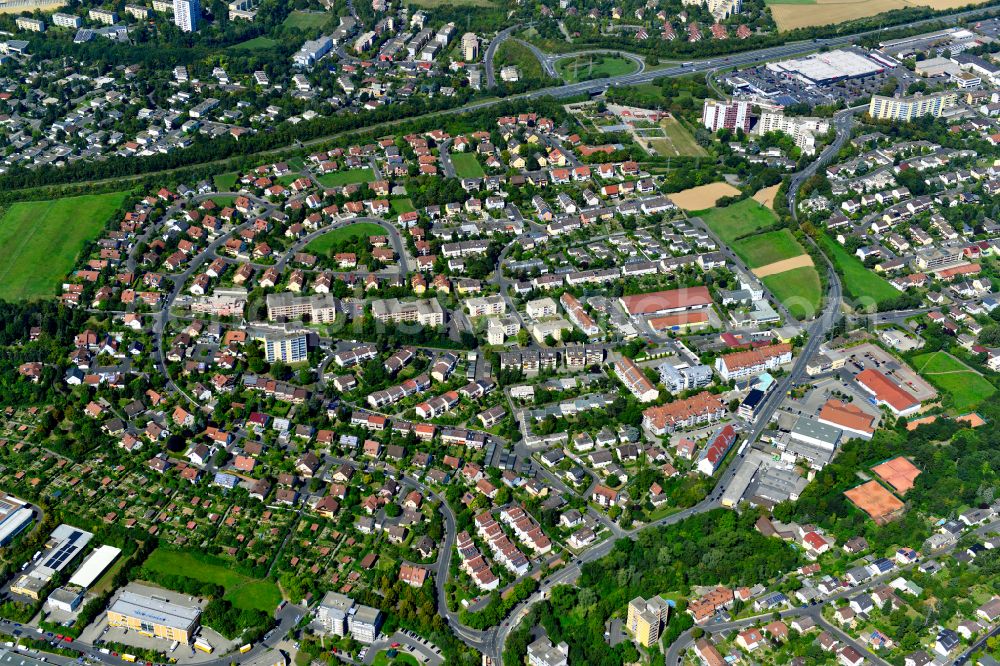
69 544 122 589
766 49 883 84
107 588 201 643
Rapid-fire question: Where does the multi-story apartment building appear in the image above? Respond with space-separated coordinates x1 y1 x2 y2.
266 293 339 323
52 12 83 27
701 99 751 132
371 298 445 327
714 343 792 381
614 356 659 403
461 32 478 61
173 0 199 31
259 334 308 363
868 92 958 121
642 391 726 435
627 596 670 647
465 295 506 317
16 17 45 32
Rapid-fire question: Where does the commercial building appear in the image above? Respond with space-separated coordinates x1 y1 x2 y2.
173 0 200 31
191 289 247 316
266 293 339 323
868 92 958 121
259 334 309 363
789 417 842 451
614 356 659 403
626 596 670 647
766 49 882 84
106 588 201 642
701 99 751 133
371 298 445 327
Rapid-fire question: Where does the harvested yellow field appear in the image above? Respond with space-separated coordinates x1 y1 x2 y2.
753 184 780 210
768 0 993 31
0 0 63 12
752 254 815 278
668 182 741 211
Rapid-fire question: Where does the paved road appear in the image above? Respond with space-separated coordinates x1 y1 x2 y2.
484 26 520 88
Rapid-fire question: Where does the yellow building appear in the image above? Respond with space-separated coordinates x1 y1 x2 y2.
626 595 670 647
107 589 201 643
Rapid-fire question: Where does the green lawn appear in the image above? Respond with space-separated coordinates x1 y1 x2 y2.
282 10 332 30
229 36 279 51
698 198 778 245
649 116 707 157
731 229 804 268
305 222 387 255
819 234 899 307
213 171 239 192
371 652 419 666
912 351 995 413
556 54 638 83
763 266 822 320
0 191 128 301
450 153 485 178
316 168 375 188
494 39 546 80
142 548 282 613
391 198 415 214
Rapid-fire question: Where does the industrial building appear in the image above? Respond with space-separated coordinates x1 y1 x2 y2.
68 544 122 589
0 492 34 546
12 524 93 598
106 588 201 643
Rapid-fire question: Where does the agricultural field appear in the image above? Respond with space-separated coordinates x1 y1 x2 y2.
913 351 996 413
0 191 128 301
556 54 638 83
142 548 282 613
646 115 707 157
667 182 742 211
451 153 486 178
305 222 387 255
765 0 992 31
282 10 333 30
316 168 375 188
698 198 778 245
819 234 899 307
763 266 822 320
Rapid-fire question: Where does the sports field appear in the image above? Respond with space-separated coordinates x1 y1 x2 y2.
819 234 898 307
913 351 996 413
282 10 332 30
0 191 128 301
143 548 281 612
732 229 804 268
230 36 279 51
556 54 638 83
698 198 778 245
316 168 375 188
763 266 822 320
306 222 386 255
451 153 486 178
765 0 992 31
